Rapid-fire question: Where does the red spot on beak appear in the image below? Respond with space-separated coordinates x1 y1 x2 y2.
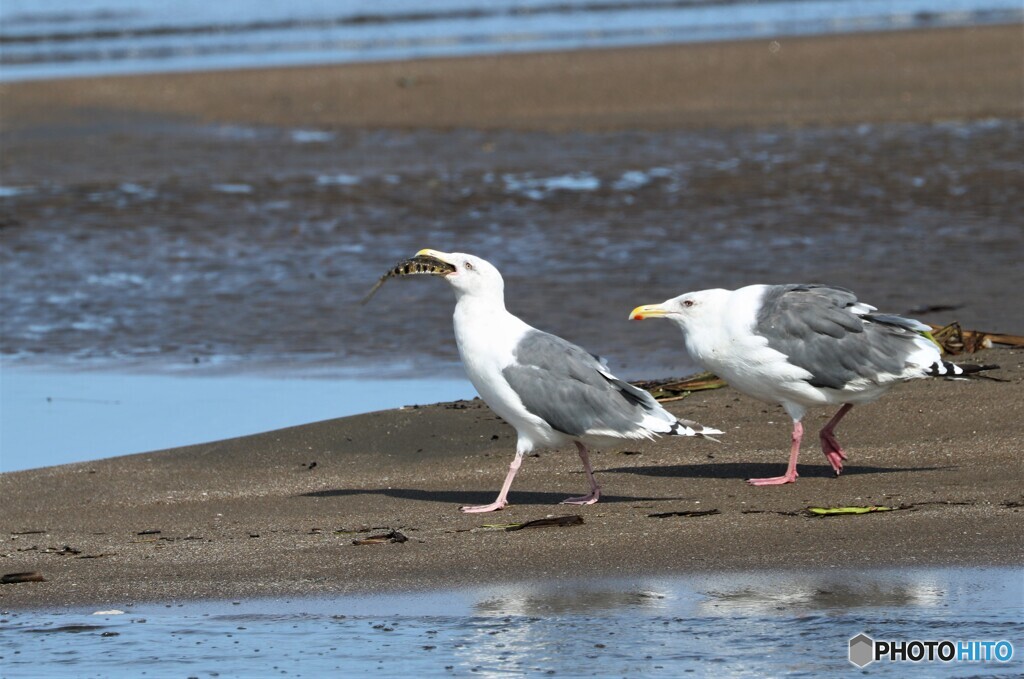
633 314 644 320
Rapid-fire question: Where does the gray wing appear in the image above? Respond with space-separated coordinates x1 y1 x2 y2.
755 284 929 389
502 330 670 437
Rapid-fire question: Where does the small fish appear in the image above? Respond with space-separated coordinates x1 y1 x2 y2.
361 254 456 304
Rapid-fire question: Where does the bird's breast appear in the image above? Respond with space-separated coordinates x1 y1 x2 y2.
452 306 532 418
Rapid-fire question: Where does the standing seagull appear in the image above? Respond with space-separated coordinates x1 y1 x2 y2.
630 284 997 485
400 249 721 513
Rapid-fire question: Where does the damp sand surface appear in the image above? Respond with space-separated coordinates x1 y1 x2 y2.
1 347 1021 611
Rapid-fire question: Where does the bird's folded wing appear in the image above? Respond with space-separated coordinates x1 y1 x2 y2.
755 284 932 389
502 330 665 438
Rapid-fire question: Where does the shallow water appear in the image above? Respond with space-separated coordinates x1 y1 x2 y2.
2 0 1021 81
3 119 1022 380
2 116 1022 476
1 568 1020 677
0 366 473 472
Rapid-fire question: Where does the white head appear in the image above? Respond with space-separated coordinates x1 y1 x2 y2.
416 249 505 302
629 289 731 334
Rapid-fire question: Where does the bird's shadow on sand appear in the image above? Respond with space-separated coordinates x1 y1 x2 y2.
300 488 689 505
603 462 952 480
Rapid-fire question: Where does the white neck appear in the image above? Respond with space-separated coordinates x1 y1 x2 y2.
453 290 517 343
452 290 530 377
452 283 506 311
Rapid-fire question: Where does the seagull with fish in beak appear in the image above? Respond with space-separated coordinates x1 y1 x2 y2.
366 249 722 513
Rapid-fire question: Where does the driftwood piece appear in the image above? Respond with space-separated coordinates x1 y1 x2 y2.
632 372 728 402
929 322 1024 355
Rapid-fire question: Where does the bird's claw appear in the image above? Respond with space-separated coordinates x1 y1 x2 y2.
560 492 600 505
820 432 848 475
747 474 798 486
460 501 508 513
822 441 848 475
825 452 845 476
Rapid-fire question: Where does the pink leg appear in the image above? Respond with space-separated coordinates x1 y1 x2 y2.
561 441 602 505
819 404 853 475
461 454 522 513
748 420 802 486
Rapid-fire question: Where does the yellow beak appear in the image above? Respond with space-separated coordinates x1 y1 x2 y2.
416 248 453 264
629 303 670 321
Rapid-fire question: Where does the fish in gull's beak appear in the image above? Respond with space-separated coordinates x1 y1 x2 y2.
414 249 459 269
361 249 457 304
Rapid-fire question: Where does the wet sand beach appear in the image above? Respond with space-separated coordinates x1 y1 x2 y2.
2 24 1021 132
1 347 1021 610
1 25 1023 610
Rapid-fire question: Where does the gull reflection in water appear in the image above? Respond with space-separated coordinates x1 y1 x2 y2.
696 571 946 616
474 581 673 616
422 570 1006 677
457 581 676 676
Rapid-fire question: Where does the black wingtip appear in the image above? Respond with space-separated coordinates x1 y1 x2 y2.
927 361 1000 378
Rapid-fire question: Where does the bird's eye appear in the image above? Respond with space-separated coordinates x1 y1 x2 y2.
464 261 475 271
682 300 694 308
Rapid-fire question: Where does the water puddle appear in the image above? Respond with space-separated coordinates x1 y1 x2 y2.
0 366 473 472
1 567 1019 676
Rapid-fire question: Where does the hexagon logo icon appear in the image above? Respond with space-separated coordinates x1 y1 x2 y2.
849 633 875 668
